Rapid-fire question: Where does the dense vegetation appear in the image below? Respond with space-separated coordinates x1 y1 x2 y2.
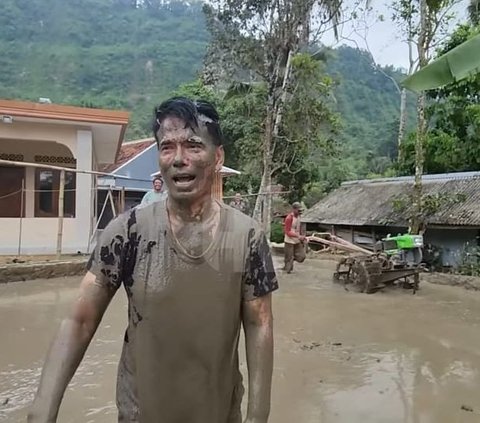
0 0 413 197
0 0 209 138
398 23 480 175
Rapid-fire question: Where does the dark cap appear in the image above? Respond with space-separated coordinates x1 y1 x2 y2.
292 202 302 209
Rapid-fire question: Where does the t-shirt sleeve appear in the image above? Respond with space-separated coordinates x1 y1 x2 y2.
243 227 279 301
86 213 129 292
140 191 150 205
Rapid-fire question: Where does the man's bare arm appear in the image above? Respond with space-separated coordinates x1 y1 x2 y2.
242 293 274 423
27 271 115 423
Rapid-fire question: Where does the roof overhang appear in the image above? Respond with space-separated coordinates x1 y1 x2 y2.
0 99 130 164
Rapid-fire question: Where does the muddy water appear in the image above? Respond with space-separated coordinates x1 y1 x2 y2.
1 257 480 422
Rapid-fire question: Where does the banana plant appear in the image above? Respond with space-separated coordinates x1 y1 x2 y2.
402 34 480 92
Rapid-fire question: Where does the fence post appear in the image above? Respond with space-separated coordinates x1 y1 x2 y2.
17 178 25 256
56 169 65 259
120 186 126 213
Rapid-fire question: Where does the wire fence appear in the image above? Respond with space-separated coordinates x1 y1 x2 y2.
0 158 292 257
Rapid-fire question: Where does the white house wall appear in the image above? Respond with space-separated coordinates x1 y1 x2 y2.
0 121 78 153
75 130 94 253
0 122 96 254
0 218 77 255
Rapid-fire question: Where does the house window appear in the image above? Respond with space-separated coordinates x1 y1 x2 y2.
35 169 76 217
0 166 25 217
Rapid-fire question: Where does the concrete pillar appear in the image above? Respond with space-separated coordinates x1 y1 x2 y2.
25 167 35 218
75 130 93 253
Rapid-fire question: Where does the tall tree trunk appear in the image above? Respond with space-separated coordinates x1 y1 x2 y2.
411 92 426 234
253 97 275 232
253 125 274 237
397 88 407 161
410 0 428 235
253 49 293 239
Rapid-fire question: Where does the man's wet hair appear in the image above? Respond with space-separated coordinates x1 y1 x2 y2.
152 97 224 147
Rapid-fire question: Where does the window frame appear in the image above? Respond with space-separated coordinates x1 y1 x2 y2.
34 169 76 218
0 165 26 218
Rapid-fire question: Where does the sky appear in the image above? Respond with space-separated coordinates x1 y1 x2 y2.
322 0 470 70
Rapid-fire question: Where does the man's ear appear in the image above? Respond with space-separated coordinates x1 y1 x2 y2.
215 146 225 172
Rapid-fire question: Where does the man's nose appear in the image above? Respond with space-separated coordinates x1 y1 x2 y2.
173 145 186 167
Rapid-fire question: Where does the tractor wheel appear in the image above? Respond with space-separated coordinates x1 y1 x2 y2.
350 260 372 293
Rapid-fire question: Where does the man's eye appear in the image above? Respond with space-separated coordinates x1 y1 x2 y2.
187 142 202 150
160 144 174 152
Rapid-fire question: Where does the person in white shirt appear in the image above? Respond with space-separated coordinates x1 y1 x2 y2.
140 176 167 206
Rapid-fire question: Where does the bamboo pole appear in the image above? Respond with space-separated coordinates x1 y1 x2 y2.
87 175 99 254
0 158 152 182
56 169 65 259
120 186 126 212
308 234 373 255
88 190 110 251
17 178 25 257
108 189 117 218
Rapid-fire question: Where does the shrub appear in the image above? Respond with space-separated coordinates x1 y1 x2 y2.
270 220 284 243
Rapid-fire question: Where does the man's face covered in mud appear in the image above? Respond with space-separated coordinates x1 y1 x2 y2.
157 114 224 203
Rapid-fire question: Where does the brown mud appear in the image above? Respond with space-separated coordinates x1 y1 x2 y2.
1 257 480 422
0 254 87 266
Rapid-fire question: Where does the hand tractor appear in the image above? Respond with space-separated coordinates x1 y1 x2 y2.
308 232 424 294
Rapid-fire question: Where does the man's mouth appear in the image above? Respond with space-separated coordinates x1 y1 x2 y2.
172 174 196 187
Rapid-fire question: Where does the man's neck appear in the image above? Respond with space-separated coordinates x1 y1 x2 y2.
168 195 217 223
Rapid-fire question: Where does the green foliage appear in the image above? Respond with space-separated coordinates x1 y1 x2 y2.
399 24 480 175
303 183 327 209
325 46 415 179
459 243 480 276
220 83 267 173
270 221 284 243
422 192 467 215
274 53 341 203
391 192 467 221
0 0 209 140
0 0 411 202
392 197 408 213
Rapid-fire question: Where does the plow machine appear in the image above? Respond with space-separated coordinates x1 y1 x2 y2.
307 233 425 294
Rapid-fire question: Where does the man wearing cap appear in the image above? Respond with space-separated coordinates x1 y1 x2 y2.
283 202 306 273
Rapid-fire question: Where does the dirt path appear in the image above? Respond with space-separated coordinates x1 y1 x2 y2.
1 257 480 422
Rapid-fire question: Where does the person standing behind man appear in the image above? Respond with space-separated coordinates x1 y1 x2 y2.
283 202 306 273
140 176 167 206
229 193 247 214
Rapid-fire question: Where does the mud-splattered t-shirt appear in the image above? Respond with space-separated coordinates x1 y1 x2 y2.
87 199 278 423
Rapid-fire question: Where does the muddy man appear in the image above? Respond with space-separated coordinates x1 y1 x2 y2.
28 98 278 423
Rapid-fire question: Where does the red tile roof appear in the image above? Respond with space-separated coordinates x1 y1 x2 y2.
99 138 156 173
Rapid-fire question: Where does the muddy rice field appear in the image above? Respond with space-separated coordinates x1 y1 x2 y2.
1 256 480 422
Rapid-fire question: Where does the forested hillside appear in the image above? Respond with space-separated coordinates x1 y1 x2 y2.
326 47 415 158
0 0 208 137
0 0 409 176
